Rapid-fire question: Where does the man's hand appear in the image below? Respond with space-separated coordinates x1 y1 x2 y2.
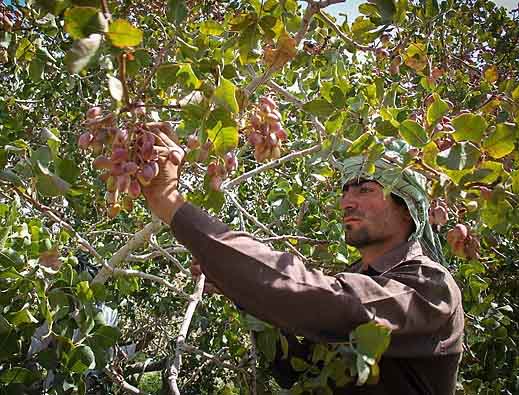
190 258 221 295
141 123 185 224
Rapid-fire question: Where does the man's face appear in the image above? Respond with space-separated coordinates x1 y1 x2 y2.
339 180 412 248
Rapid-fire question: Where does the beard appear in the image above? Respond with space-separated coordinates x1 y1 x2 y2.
344 224 377 248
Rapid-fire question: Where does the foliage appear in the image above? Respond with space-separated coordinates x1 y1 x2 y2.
1 0 519 393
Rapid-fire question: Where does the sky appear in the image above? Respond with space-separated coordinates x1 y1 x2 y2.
324 0 517 21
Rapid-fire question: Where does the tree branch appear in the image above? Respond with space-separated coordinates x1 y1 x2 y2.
149 235 190 276
104 367 148 395
92 220 163 284
222 144 322 190
317 9 374 52
167 274 205 395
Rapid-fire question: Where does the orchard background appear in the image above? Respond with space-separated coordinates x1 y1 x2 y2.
1 0 519 393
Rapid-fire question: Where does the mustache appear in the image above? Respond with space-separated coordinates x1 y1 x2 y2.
343 208 365 218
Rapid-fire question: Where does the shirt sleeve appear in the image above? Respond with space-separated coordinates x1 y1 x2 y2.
171 202 459 347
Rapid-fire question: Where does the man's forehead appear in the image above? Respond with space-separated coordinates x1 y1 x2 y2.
342 179 382 192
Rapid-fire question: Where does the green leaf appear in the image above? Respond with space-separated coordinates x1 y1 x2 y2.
15 38 35 61
482 123 517 159
347 132 375 156
511 170 519 194
214 78 239 113
302 99 335 118
108 76 123 101
107 19 143 48
8 307 39 327
483 65 498 83
67 345 96 373
452 113 488 143
64 34 102 74
156 63 179 89
351 322 391 360
177 63 202 89
167 0 188 25
0 367 41 385
426 93 449 126
92 325 120 348
64 7 107 39
76 281 93 303
200 20 225 35
399 120 428 147
55 158 80 184
290 357 310 372
207 121 239 155
256 328 278 363
29 58 45 82
437 142 481 170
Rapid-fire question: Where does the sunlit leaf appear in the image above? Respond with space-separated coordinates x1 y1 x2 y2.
107 19 143 48
399 120 428 147
64 7 107 39
214 77 239 113
482 123 517 159
452 113 487 143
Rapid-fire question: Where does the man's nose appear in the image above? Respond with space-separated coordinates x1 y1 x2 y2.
340 193 358 210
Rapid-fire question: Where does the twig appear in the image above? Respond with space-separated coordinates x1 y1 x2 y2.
317 9 374 52
222 144 322 190
92 220 163 284
181 343 244 372
119 53 130 106
104 367 148 395
149 235 190 276
225 193 308 262
112 267 191 299
100 0 112 21
167 274 205 395
136 38 177 100
257 235 329 244
14 189 104 264
128 246 188 262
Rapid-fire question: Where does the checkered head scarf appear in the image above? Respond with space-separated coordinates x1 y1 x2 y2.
340 140 445 265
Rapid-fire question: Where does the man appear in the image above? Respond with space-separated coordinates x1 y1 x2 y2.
144 134 464 394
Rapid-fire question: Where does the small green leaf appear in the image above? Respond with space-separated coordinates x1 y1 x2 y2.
214 77 239 113
67 345 96 373
302 99 335 118
200 20 225 35
108 76 123 101
177 63 202 89
64 7 107 39
64 34 102 74
207 121 239 155
483 65 498 83
482 122 517 159
167 0 188 25
107 19 143 48
426 93 449 126
352 322 391 360
290 357 310 372
399 120 428 147
452 113 488 143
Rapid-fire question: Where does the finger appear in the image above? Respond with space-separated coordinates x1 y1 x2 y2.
190 264 202 277
153 145 184 165
145 122 179 145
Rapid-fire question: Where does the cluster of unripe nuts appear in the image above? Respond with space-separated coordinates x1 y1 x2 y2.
78 106 179 217
246 96 287 162
446 224 480 260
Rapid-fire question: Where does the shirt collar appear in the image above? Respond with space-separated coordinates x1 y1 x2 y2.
350 240 424 275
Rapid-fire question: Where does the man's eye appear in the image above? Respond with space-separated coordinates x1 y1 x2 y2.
360 187 372 193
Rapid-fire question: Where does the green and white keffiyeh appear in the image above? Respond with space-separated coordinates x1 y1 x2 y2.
340 140 445 265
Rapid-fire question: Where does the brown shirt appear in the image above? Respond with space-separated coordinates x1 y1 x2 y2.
171 203 464 394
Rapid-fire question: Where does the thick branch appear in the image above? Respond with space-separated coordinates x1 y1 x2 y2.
92 220 163 284
167 274 205 395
